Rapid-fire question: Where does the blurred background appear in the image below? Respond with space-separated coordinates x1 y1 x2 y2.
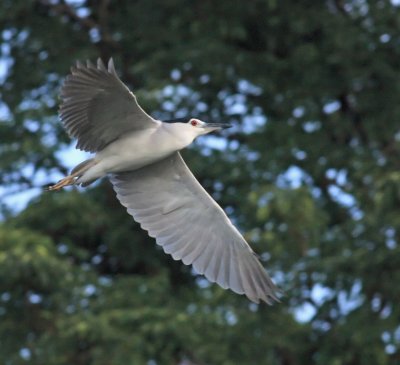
1 0 400 364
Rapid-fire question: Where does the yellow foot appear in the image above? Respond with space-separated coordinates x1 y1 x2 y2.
45 176 76 191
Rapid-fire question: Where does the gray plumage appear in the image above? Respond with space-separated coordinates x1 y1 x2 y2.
111 152 278 304
60 59 156 152
52 58 280 304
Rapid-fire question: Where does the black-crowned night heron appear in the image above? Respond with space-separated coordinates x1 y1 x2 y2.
48 59 279 304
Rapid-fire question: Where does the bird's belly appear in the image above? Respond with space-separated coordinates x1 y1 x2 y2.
96 129 181 174
100 151 166 173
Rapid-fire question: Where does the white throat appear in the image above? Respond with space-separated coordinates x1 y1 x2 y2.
161 122 201 149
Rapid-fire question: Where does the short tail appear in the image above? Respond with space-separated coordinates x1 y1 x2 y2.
46 158 97 191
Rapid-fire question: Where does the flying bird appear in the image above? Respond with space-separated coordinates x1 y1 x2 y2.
48 58 279 304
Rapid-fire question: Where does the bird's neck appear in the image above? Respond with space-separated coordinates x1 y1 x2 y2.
160 123 197 150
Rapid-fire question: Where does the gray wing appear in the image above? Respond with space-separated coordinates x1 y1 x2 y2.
110 152 279 304
59 58 158 152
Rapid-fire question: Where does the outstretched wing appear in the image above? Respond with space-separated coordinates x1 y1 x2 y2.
110 152 279 304
59 58 158 152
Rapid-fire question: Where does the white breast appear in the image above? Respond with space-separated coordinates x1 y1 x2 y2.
95 123 193 174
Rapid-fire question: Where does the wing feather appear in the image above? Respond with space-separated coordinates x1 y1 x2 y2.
163 235 189 255
202 240 222 278
238 258 259 302
205 238 223 282
110 152 279 303
228 245 245 295
216 244 230 290
59 58 158 152
192 237 216 275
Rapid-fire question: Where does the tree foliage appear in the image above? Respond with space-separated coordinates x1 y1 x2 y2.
1 0 400 364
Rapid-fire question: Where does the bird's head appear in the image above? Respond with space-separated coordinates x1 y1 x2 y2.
163 117 231 141
188 118 232 135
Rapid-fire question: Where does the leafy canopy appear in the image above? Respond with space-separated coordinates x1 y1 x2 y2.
1 0 400 364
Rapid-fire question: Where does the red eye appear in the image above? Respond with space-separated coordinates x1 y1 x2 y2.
190 120 198 126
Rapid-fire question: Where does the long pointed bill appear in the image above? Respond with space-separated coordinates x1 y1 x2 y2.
203 122 232 131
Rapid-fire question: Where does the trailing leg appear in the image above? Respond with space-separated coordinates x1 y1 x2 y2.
46 158 97 191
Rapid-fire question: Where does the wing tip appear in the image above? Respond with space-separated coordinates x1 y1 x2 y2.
97 58 107 71
76 60 84 69
70 58 112 75
246 288 282 305
108 58 118 76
